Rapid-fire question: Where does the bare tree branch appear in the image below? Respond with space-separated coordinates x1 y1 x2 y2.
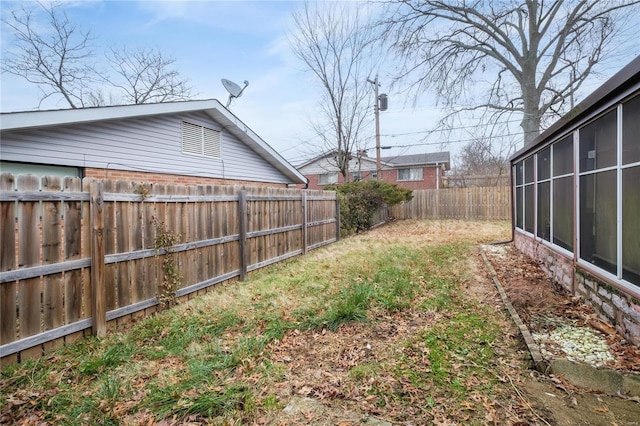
2 2 194 109
378 0 640 144
289 2 379 179
1 1 97 108
104 46 194 104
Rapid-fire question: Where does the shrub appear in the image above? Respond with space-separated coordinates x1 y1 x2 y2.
327 180 412 236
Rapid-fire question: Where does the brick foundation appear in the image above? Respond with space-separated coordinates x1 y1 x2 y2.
84 168 287 188
514 231 640 346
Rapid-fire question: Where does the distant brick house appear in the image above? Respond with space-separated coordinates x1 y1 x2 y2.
297 151 450 190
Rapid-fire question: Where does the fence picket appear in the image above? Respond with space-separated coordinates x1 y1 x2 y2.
17 175 42 361
115 181 132 316
63 177 86 344
42 176 64 351
129 183 143 308
143 184 159 303
0 174 17 363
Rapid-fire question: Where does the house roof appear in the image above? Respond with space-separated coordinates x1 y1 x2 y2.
296 150 450 171
0 99 307 184
382 152 451 170
511 55 640 162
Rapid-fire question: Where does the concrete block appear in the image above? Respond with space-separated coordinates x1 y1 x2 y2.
550 359 622 396
622 374 640 397
551 359 640 397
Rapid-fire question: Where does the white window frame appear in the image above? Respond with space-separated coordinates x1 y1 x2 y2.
182 121 221 158
514 91 640 292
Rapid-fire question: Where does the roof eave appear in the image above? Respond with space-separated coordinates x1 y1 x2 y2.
206 108 306 184
0 99 224 130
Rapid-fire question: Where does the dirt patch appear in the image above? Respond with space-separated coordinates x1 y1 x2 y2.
482 243 640 373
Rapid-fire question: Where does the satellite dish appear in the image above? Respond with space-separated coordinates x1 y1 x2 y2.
221 78 249 108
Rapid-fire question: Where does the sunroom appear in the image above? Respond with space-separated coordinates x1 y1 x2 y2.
510 56 640 345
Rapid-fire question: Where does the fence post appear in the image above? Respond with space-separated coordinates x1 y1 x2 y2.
238 190 248 281
335 196 341 242
301 192 308 254
90 181 106 337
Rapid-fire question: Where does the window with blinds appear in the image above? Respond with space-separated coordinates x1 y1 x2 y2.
182 121 221 158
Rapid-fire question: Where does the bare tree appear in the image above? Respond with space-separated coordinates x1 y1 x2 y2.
378 0 640 144
289 2 378 180
1 2 96 108
105 46 193 104
2 2 193 109
448 138 509 187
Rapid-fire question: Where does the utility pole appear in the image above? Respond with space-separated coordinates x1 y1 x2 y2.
367 75 387 180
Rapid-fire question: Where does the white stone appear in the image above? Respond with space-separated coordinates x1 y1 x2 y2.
611 294 628 311
578 284 588 295
598 287 611 300
601 302 614 319
623 317 640 341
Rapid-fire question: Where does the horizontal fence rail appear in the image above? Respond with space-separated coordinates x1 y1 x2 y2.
0 174 339 365
391 186 511 221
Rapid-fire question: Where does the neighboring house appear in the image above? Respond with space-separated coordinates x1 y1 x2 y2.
510 56 640 345
297 151 450 190
0 99 307 187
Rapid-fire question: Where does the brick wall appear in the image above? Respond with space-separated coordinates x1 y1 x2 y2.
514 232 640 346
301 166 441 191
379 166 439 190
84 168 287 188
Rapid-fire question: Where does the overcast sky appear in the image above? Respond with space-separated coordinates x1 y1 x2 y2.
2 1 639 166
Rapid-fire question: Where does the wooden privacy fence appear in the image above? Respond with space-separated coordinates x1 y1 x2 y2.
0 174 339 365
390 186 511 221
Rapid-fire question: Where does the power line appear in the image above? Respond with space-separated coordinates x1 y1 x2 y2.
380 132 525 149
380 119 522 137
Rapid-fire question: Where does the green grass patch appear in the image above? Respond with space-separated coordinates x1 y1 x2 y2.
349 362 381 380
323 282 374 330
